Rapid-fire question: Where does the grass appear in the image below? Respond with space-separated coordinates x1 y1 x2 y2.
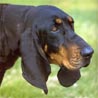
0 0 98 98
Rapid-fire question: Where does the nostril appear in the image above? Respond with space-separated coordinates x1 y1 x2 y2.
81 47 94 57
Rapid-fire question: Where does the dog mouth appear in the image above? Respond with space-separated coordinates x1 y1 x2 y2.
47 47 81 70
47 46 92 70
49 55 91 70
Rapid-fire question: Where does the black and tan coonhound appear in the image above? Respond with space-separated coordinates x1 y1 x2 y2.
0 4 94 94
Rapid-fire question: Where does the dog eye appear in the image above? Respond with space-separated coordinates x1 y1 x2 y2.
51 26 58 32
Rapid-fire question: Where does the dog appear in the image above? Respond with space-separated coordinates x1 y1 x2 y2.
0 4 94 94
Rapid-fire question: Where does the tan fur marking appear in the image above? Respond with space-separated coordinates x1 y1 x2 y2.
44 44 48 52
55 18 62 24
49 46 68 66
49 46 80 70
68 16 73 23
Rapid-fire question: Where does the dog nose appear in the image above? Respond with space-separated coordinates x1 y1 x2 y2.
81 47 94 57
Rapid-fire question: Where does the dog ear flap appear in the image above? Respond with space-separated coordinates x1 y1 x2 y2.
20 28 51 94
0 70 5 85
57 67 81 87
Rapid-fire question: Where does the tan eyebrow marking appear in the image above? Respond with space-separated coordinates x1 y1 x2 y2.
55 18 62 24
68 16 74 23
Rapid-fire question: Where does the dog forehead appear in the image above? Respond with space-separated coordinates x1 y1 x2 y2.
37 5 69 19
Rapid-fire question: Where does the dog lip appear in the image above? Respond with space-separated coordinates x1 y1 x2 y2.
82 55 92 67
83 55 92 59
83 64 89 67
83 61 90 67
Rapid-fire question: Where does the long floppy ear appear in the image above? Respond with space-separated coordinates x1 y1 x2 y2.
57 67 81 87
0 70 5 85
20 28 51 94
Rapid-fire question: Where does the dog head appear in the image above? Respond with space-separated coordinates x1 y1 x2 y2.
20 5 94 94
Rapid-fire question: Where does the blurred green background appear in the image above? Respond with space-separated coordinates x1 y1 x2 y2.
0 0 97 98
